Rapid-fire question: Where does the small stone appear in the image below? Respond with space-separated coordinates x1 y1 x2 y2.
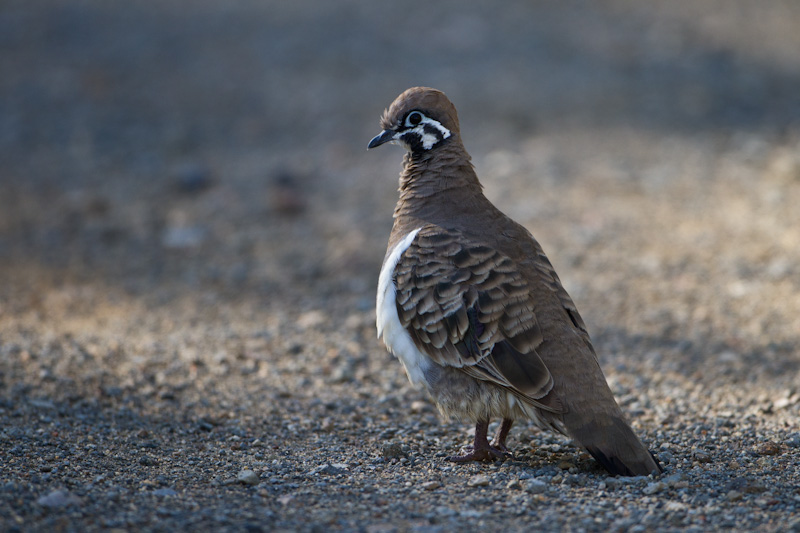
330 365 354 383
662 473 686 488
311 463 348 476
643 481 666 495
524 478 548 494
319 418 335 432
29 399 56 410
773 394 798 410
37 489 81 508
468 474 491 487
756 442 782 456
741 482 767 494
692 450 711 463
506 479 522 490
296 310 326 329
557 460 575 470
657 450 674 464
381 442 406 459
152 488 178 497
726 490 743 502
237 469 260 486
665 501 687 511
421 481 440 491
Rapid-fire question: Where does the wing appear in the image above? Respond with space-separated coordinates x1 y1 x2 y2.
394 224 560 410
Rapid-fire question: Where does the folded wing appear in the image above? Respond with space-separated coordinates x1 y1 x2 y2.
393 224 558 410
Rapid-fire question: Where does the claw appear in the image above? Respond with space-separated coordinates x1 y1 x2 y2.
448 445 509 462
447 419 513 463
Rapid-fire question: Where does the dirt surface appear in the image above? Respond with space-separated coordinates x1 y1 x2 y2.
2 1 800 531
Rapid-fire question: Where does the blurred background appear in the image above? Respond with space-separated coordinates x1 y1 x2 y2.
1 0 800 419
2 2 800 528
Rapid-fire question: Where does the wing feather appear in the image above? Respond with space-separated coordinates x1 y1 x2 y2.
394 224 562 409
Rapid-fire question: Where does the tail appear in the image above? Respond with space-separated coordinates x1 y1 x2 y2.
566 412 662 477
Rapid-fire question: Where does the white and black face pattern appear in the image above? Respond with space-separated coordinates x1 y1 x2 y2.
395 111 451 153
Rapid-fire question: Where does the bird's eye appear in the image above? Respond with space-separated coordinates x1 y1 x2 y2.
406 112 423 127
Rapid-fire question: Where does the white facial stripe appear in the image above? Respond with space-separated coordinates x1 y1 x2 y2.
419 115 451 139
415 125 441 150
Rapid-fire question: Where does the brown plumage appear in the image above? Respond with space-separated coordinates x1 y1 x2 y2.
370 87 661 476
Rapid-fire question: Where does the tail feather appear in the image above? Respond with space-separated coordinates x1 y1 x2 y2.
567 414 662 477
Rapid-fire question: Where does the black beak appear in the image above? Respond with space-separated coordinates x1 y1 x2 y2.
367 129 396 149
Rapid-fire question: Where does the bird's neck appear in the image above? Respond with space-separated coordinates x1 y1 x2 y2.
394 142 486 221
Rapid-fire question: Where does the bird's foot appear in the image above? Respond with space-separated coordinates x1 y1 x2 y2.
448 445 510 463
490 419 514 455
489 440 511 455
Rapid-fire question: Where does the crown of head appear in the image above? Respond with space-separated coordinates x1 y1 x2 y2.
368 88 460 155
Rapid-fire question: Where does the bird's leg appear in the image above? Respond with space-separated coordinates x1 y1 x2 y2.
491 418 514 454
449 420 509 462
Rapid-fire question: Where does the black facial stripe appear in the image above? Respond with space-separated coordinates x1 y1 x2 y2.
399 131 425 153
400 124 446 154
422 123 444 138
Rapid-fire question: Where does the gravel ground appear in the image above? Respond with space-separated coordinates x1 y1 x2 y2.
2 1 800 531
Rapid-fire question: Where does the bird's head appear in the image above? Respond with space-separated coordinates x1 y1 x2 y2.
368 87 460 155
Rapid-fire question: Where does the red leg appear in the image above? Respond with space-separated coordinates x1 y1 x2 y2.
491 418 514 453
449 420 510 462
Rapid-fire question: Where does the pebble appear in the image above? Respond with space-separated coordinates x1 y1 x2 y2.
726 490 744 502
237 470 260 486
662 473 687 488
37 489 82 508
665 501 688 511
692 450 711 463
642 481 666 495
381 443 406 459
310 463 349 476
657 450 674 464
421 481 441 491
756 442 782 456
524 478 548 494
467 475 491 487
557 460 575 470
786 433 800 448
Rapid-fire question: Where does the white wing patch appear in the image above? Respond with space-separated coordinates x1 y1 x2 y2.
376 228 431 388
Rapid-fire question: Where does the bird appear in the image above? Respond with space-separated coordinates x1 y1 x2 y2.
368 87 662 477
